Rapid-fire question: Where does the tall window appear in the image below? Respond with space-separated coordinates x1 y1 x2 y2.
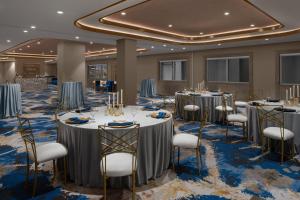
280 53 300 84
207 56 249 83
160 60 187 81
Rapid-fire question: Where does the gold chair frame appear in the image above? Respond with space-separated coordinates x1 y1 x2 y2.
98 124 140 200
184 94 199 122
256 105 295 163
172 109 208 175
17 116 67 196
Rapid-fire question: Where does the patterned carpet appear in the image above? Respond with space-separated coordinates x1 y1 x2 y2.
1 85 300 200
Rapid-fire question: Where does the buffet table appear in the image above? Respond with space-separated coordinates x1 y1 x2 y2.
140 79 156 97
0 84 22 118
60 82 84 110
247 101 300 152
175 91 232 122
58 106 173 187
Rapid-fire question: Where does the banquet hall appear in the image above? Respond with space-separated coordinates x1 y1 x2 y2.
1 0 300 199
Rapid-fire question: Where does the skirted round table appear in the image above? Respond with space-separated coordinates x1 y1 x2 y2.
140 79 156 97
60 81 84 110
175 91 232 122
0 83 22 118
58 106 173 187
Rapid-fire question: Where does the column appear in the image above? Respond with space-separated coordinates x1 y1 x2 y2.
0 61 16 83
57 41 86 91
116 39 137 105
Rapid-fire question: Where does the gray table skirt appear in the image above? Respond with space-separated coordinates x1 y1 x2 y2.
0 84 22 118
248 106 300 152
60 82 84 110
175 94 232 122
58 119 173 187
140 79 156 97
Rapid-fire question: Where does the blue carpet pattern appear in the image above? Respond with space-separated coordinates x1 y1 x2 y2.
1 85 300 199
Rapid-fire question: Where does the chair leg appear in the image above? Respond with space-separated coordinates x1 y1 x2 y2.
25 155 30 187
132 171 136 200
172 146 175 171
103 173 107 200
195 148 200 175
52 160 56 182
32 163 38 197
226 121 229 141
292 139 295 159
64 157 67 184
267 138 270 152
281 139 284 163
242 123 245 140
177 147 180 167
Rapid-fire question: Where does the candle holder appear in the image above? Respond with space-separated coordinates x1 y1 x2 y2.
107 104 124 116
292 97 299 106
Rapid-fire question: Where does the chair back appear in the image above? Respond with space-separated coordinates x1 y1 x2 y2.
256 104 285 139
98 124 140 171
17 116 38 163
197 107 208 146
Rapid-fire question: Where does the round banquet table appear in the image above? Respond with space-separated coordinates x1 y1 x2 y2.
140 79 156 97
60 81 84 110
247 101 300 152
0 84 22 118
58 106 173 187
175 91 232 122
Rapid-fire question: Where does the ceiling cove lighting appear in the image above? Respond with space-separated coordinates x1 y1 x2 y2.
224 12 230 16
57 10 64 15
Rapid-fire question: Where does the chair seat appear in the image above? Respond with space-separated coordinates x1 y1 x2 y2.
235 101 248 107
173 133 199 148
215 105 233 112
227 114 248 123
29 142 68 163
263 127 294 140
100 153 136 177
184 105 200 112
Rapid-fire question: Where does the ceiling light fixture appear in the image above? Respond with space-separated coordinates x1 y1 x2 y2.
218 43 222 46
224 12 230 16
19 48 22 51
151 46 154 49
27 45 30 48
170 48 174 51
23 30 28 33
37 41 41 45
163 44 167 47
6 39 11 43
75 36 80 40
168 24 173 28
250 24 255 27
90 41 94 45
182 47 186 50
265 38 269 41
57 10 64 15
30 25 36 29
50 50 54 53
121 12 126 16
199 32 203 35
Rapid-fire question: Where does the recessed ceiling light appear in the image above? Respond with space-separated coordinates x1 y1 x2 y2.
265 38 269 41
121 12 126 16
218 43 222 46
168 24 173 28
50 50 54 53
151 46 154 49
250 24 255 27
19 48 22 51
170 48 174 51
23 30 28 33
6 39 11 43
30 25 36 29
37 41 41 45
199 32 204 35
163 44 167 47
182 47 186 50
224 12 230 16
102 47 105 50
27 45 30 48
75 36 80 40
89 41 94 45
57 10 64 15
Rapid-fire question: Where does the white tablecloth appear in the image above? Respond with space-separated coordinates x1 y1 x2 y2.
58 106 173 187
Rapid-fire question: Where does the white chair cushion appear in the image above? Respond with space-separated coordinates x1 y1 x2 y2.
227 114 248 123
263 127 294 141
215 105 233 112
100 152 136 177
29 142 68 163
235 101 248 107
173 133 199 148
184 105 200 111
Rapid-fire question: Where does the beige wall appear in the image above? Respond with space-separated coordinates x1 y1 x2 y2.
0 61 16 83
86 41 300 100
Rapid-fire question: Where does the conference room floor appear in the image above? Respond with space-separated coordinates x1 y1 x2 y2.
1 84 300 200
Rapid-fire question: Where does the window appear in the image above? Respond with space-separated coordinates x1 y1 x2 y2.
207 56 249 83
87 64 108 87
160 60 187 81
280 53 300 84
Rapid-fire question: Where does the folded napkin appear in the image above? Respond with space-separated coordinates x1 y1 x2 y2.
107 121 134 127
189 93 201 96
151 112 168 119
267 99 280 103
251 102 262 106
75 106 91 113
66 117 89 124
57 111 66 116
143 105 160 111
274 107 296 112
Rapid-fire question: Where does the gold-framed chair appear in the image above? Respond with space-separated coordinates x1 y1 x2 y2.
184 94 200 122
98 124 140 200
256 105 295 163
215 94 233 124
17 116 68 196
172 110 208 174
